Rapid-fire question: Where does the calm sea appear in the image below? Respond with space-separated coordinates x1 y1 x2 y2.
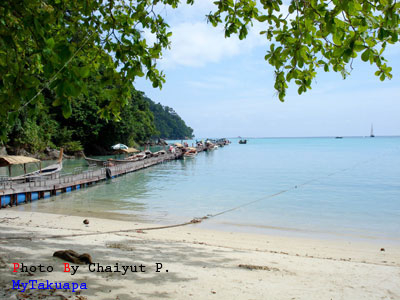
13 137 400 244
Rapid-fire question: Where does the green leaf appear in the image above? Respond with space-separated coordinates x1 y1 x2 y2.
391 32 398 43
8 111 18 125
354 44 366 52
25 76 40 88
62 101 72 118
332 30 343 45
46 38 55 49
361 49 370 62
80 67 90 78
57 45 71 63
52 97 62 107
239 25 248 40
257 15 268 22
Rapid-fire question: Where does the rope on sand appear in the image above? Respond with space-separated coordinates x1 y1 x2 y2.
0 218 206 241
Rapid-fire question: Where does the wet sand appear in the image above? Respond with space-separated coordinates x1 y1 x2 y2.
0 210 399 300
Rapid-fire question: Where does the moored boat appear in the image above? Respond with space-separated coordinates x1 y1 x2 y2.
205 140 216 151
183 152 197 159
183 147 197 158
1 149 63 181
83 153 144 167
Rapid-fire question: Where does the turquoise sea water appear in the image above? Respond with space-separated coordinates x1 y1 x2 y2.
14 137 400 244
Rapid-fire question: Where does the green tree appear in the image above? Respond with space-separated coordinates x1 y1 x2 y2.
0 0 194 140
96 90 157 152
6 106 58 153
1 0 398 142
147 100 194 139
208 0 399 100
55 87 157 154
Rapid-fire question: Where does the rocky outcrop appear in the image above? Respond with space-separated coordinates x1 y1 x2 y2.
0 146 7 156
44 147 62 160
53 250 93 264
74 150 85 158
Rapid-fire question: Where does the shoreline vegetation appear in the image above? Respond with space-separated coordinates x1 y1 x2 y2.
1 210 399 299
1 89 194 158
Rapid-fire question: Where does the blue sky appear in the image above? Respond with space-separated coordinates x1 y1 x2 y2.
135 1 400 138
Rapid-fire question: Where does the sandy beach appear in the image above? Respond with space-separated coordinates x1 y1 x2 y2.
0 209 399 300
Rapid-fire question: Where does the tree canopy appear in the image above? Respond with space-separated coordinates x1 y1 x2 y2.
208 0 399 101
147 99 194 140
1 0 399 141
5 84 193 155
1 0 193 141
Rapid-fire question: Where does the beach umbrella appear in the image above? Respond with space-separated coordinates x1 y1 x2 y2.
111 143 128 150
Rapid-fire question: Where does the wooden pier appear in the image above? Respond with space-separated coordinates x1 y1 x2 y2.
0 146 207 209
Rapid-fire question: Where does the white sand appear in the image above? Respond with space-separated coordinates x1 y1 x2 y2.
0 210 399 300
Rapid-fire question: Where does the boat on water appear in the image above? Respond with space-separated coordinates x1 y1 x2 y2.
83 153 146 167
183 147 197 159
205 141 216 151
239 139 247 144
183 152 197 159
84 145 147 167
152 150 166 157
83 156 114 167
370 124 375 138
1 149 63 181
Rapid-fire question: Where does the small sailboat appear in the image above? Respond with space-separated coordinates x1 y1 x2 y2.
370 124 375 138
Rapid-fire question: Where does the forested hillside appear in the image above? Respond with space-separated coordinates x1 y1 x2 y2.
147 99 194 140
3 86 193 155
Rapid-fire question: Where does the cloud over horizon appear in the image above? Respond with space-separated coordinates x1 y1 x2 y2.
157 21 266 69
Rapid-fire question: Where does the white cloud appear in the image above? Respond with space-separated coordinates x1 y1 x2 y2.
163 0 216 25
143 0 282 69
159 21 266 68
186 75 239 90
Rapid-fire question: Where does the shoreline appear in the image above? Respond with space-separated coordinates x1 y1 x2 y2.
1 210 399 299
11 202 400 247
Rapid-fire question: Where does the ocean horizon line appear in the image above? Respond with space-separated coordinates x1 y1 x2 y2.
180 135 400 140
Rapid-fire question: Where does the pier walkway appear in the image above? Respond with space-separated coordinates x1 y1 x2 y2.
0 146 206 208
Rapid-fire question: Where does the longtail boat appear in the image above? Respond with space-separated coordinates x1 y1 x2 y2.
83 152 146 167
1 149 63 181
